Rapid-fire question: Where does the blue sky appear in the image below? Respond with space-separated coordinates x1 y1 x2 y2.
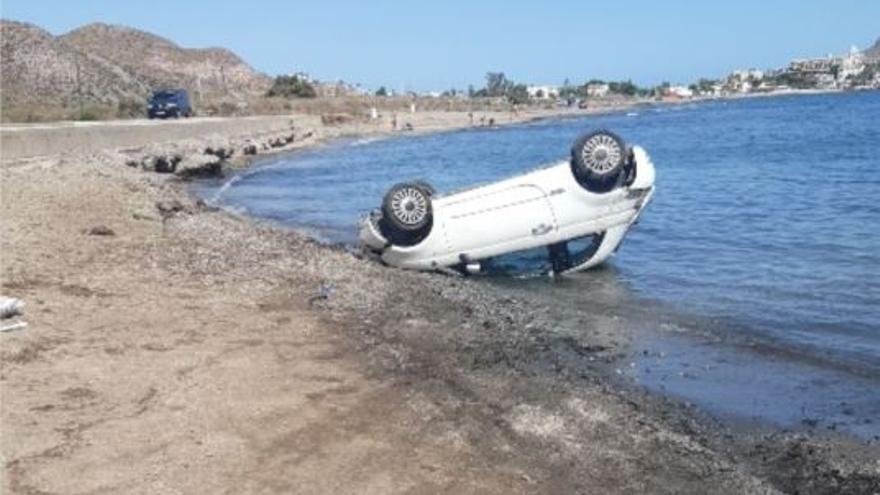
3 0 878 91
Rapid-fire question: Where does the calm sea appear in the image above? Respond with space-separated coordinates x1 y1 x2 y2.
197 91 880 437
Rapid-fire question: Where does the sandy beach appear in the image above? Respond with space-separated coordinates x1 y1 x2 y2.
2 108 878 494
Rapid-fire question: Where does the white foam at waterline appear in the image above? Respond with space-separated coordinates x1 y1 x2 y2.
211 174 243 203
219 203 249 216
348 136 385 147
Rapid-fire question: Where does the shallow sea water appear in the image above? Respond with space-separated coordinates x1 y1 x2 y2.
196 92 880 439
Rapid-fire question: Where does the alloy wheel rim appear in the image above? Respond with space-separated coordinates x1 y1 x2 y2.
582 134 622 174
390 187 428 225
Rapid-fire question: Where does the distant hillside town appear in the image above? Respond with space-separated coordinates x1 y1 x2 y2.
488 38 880 103
1 17 876 122
688 40 880 97
360 38 880 104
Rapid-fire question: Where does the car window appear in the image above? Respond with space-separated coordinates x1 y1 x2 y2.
567 234 604 267
480 246 552 275
151 92 179 102
479 234 603 276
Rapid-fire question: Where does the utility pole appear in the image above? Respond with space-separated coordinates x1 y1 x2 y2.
75 54 83 120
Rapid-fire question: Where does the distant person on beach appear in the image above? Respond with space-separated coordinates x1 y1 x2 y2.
468 112 474 125
488 117 495 127
391 113 398 130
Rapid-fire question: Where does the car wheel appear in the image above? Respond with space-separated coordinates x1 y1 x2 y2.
381 182 433 245
571 130 627 193
411 180 436 196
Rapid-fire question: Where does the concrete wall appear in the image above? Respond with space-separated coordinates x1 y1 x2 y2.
0 115 304 160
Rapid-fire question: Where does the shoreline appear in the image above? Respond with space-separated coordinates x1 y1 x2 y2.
3 107 879 493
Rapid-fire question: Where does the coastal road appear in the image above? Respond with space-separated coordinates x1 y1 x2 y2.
0 115 311 161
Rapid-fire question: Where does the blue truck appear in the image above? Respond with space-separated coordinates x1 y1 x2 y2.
147 90 193 119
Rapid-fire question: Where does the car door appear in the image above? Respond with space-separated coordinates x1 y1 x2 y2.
440 184 557 257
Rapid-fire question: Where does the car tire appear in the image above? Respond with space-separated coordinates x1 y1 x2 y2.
570 130 627 193
381 182 433 245
411 180 436 196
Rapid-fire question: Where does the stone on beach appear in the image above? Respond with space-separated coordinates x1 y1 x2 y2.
0 297 25 319
86 225 116 236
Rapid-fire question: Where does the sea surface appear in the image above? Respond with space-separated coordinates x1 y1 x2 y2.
196 92 880 439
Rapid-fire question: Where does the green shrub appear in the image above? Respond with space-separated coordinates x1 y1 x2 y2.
77 109 100 121
267 75 317 98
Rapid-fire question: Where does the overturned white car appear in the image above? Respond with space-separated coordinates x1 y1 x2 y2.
359 130 655 275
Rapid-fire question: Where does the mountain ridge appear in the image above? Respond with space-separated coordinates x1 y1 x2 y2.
864 38 880 59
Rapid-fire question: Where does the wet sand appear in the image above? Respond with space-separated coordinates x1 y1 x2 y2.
2 109 878 494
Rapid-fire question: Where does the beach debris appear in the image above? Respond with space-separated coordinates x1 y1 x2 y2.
0 297 27 333
156 199 185 213
155 199 188 222
308 282 335 306
0 321 28 333
132 211 158 221
86 225 116 236
1 297 25 319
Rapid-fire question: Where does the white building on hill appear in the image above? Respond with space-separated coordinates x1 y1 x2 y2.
666 85 694 98
526 85 559 99
585 83 609 97
838 46 866 81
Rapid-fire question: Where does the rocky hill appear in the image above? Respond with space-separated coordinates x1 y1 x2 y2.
864 38 880 60
1 20 270 120
60 23 270 98
1 20 148 113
